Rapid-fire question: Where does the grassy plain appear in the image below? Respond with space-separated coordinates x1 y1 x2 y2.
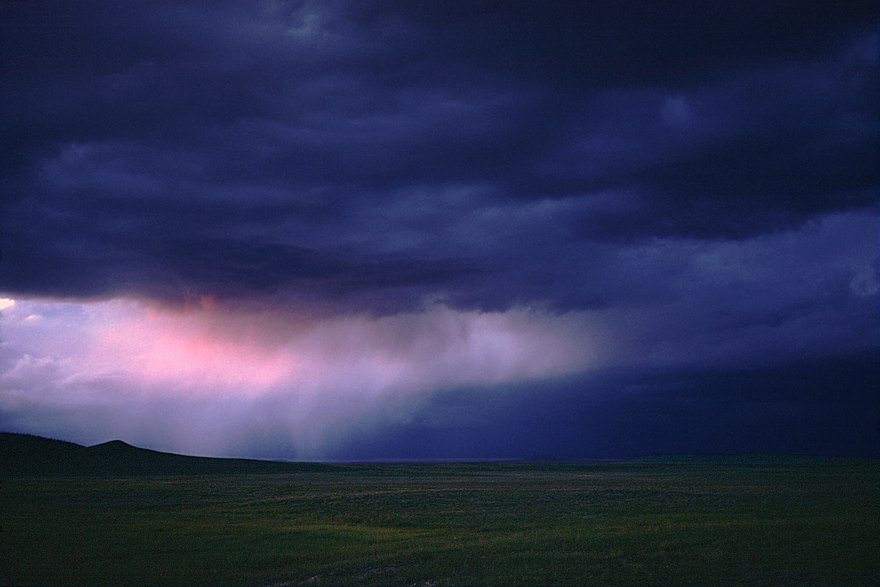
1 460 878 586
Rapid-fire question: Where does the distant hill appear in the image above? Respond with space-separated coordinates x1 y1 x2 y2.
0 433 336 477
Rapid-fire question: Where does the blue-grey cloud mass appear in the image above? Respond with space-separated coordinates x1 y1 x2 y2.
1 1 877 459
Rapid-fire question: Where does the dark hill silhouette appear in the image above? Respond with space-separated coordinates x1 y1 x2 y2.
91 439 138 451
0 432 336 477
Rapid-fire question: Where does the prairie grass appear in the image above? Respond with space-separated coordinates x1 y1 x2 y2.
1 460 877 585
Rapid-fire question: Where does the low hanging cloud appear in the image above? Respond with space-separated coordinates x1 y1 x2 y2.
0 297 591 457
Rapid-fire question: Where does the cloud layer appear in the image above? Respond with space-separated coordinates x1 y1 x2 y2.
1 1 877 458
2 1 877 311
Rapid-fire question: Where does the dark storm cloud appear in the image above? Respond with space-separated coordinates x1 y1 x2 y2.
332 350 880 460
1 0 878 313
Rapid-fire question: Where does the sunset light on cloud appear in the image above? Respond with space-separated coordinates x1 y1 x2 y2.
83 299 589 396
1 295 592 456
89 302 297 394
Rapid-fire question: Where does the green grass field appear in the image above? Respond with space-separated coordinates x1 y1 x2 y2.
1 460 878 586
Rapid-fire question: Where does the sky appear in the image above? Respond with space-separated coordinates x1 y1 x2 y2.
1 0 878 460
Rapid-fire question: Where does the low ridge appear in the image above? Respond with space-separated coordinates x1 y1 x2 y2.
90 439 137 449
0 432 335 477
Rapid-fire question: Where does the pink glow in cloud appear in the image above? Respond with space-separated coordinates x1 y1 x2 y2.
81 299 589 397
0 296 592 456
90 305 297 394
